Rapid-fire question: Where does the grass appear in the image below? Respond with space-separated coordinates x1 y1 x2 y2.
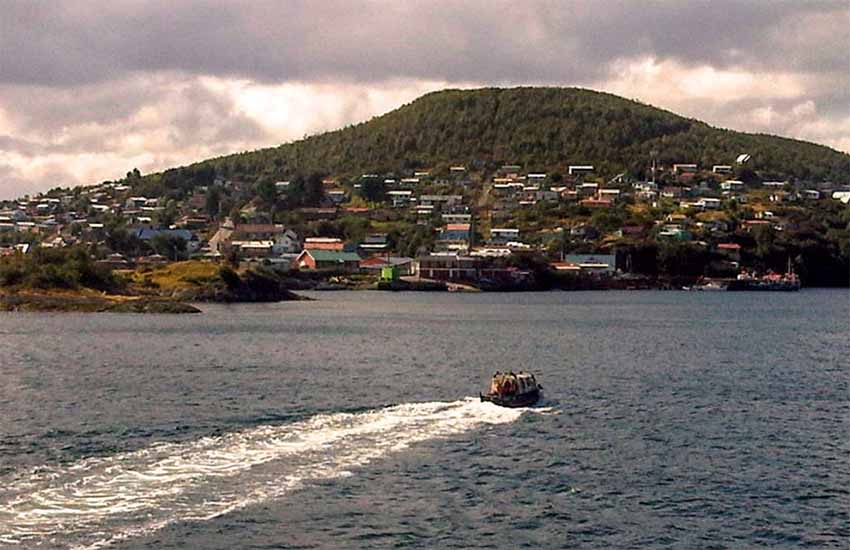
130 261 222 291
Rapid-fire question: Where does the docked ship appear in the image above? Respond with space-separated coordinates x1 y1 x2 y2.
727 268 801 291
480 371 542 408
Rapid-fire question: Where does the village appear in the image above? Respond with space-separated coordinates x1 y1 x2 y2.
1 157 849 291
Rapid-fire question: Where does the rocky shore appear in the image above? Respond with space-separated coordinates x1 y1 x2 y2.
0 292 202 314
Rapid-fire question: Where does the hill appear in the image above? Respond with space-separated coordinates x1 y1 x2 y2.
158 87 849 189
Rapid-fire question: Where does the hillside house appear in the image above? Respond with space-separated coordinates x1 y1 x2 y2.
697 198 722 210
721 180 745 193
438 223 471 249
442 213 473 224
568 165 594 176
419 195 463 211
489 228 520 244
232 224 300 255
387 190 413 207
673 164 698 174
359 234 389 253
580 198 613 208
304 237 344 251
326 189 347 204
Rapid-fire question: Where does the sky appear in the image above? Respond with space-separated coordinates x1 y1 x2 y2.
0 1 848 199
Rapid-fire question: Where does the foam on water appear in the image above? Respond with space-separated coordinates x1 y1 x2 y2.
0 398 528 549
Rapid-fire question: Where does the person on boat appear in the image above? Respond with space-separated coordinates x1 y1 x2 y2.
490 372 502 394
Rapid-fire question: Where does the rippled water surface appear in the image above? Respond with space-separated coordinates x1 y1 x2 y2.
1 290 848 548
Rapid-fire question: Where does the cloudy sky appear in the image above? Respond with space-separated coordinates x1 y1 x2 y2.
1 1 847 199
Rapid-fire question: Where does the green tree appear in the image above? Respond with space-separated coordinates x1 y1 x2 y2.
150 233 187 261
205 185 222 218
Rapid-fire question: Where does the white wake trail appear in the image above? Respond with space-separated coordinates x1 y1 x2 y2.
0 398 526 549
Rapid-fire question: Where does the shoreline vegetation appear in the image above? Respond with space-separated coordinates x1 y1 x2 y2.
0 253 832 314
0 249 307 313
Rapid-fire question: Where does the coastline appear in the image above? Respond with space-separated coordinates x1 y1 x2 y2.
0 291 202 314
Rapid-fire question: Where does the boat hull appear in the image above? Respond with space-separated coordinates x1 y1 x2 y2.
480 388 541 408
727 280 800 291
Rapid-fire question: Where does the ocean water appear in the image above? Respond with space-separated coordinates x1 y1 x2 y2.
0 289 847 549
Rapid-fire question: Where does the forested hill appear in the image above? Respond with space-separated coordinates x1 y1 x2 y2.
169 87 850 186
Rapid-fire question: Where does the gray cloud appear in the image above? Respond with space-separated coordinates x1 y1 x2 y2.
1 1 845 87
0 1 847 198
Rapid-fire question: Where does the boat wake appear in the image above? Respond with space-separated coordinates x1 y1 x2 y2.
0 398 526 549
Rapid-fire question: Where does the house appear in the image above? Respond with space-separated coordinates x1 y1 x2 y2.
387 190 413 207
598 189 621 202
96 253 132 270
489 228 519 244
229 240 275 258
326 189 347 204
438 223 471 250
661 187 685 199
442 213 472 224
417 253 480 281
697 198 722 210
359 234 389 253
617 225 647 238
801 189 821 200
713 165 733 174
665 213 690 225
658 226 692 240
294 249 361 272
720 180 745 192
304 237 344 251
231 224 300 255
568 165 594 176
580 198 613 208
571 224 600 240
672 163 698 174
832 191 850 204
578 183 598 196
562 254 617 274
419 195 463 211
125 197 149 209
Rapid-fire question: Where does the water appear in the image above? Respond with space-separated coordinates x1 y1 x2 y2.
0 290 847 548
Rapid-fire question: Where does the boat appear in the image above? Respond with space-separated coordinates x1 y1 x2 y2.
683 278 728 291
480 371 542 408
727 268 800 291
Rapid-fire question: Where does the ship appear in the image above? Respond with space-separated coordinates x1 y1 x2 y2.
727 267 800 291
480 371 542 408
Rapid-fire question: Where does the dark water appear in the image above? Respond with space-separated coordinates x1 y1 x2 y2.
0 290 848 548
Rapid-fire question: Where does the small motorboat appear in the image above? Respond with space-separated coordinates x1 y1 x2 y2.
480 371 542 408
